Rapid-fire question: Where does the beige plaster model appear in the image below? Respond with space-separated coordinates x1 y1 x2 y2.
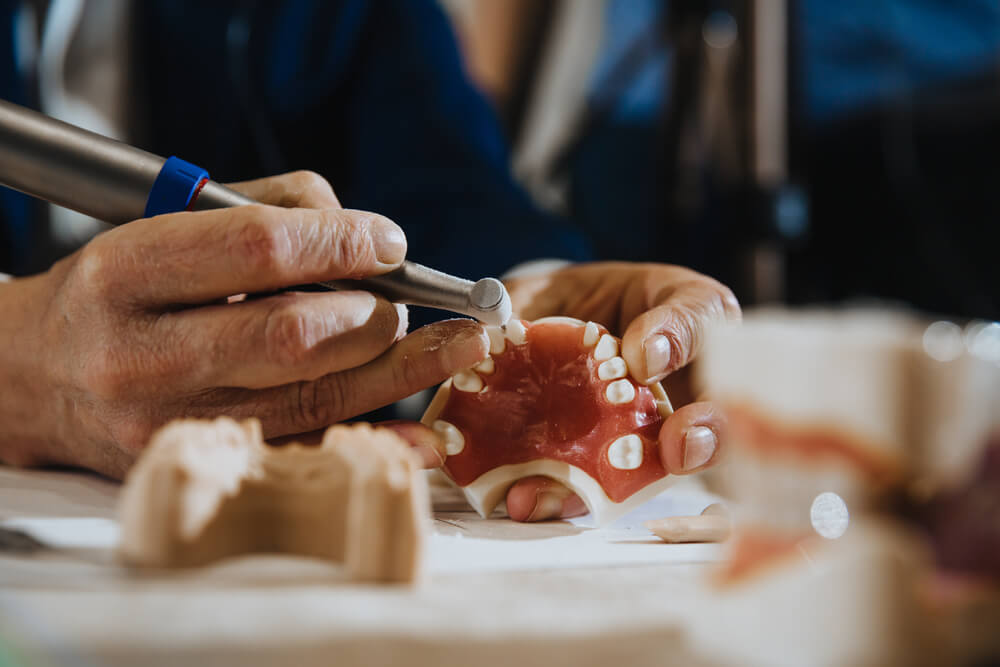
118 418 428 584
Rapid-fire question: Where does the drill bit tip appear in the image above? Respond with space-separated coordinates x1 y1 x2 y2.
469 277 512 328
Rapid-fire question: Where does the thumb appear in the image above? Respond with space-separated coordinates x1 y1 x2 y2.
658 401 725 475
621 280 740 384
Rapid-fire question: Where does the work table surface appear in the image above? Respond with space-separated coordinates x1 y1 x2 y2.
0 466 726 667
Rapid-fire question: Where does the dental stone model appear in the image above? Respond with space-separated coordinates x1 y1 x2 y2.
679 309 1000 667
118 418 428 584
699 309 1000 541
422 317 674 525
694 308 1000 601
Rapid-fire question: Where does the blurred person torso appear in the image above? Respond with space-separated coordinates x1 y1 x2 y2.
0 0 590 279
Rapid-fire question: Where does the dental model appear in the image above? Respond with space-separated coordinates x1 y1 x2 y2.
422 317 674 525
698 309 1000 539
118 418 428 584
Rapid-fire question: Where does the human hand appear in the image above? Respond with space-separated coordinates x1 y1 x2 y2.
500 262 741 521
0 171 489 479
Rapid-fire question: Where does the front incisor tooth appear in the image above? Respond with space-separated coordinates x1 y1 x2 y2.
432 420 465 456
583 322 601 346
607 434 643 470
453 370 483 393
474 357 495 374
605 379 636 404
594 334 618 361
598 356 628 380
504 320 527 345
486 327 506 354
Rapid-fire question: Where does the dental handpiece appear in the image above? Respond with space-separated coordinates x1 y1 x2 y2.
0 99 512 327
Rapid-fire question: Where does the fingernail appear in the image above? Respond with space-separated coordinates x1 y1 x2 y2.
682 426 717 471
526 491 566 522
380 420 446 468
643 334 672 382
371 218 407 265
442 324 490 373
412 444 446 468
394 304 409 340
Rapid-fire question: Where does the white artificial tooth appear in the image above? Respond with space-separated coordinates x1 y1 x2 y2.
597 356 628 380
504 320 527 345
605 379 636 404
594 334 618 361
432 420 465 456
453 370 483 393
583 321 601 346
607 434 643 470
486 327 506 355
474 357 495 374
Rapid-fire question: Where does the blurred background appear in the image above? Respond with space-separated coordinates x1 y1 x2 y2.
441 0 1000 319
2 0 999 320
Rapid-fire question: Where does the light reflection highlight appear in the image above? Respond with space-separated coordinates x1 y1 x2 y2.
966 321 1000 363
922 320 964 362
810 492 849 539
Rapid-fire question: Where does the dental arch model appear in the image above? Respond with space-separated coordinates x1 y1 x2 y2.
422 317 674 525
118 418 428 583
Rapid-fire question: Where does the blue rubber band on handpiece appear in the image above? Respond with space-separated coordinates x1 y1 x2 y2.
143 156 210 218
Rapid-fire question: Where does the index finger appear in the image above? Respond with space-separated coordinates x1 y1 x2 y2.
89 204 407 306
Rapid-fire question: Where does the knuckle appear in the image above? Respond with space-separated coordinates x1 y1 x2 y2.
293 170 332 196
263 302 318 367
717 285 742 321
695 276 741 323
108 416 158 455
662 306 700 366
291 375 349 430
81 347 134 401
81 337 175 404
327 212 377 275
362 298 404 347
74 241 119 299
231 207 293 275
390 348 426 391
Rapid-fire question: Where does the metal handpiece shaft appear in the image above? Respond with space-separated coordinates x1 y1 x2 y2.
0 100 511 325
0 99 160 224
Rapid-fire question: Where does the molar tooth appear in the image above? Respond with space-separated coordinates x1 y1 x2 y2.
605 379 636 404
486 327 506 354
598 356 628 380
453 370 484 393
504 320 527 345
432 420 465 455
474 357 495 374
607 434 643 470
583 322 600 346
594 334 618 361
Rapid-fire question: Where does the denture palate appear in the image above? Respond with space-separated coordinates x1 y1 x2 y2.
422 317 675 523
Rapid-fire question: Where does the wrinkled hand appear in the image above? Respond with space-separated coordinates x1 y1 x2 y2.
0 171 489 479
501 262 741 521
